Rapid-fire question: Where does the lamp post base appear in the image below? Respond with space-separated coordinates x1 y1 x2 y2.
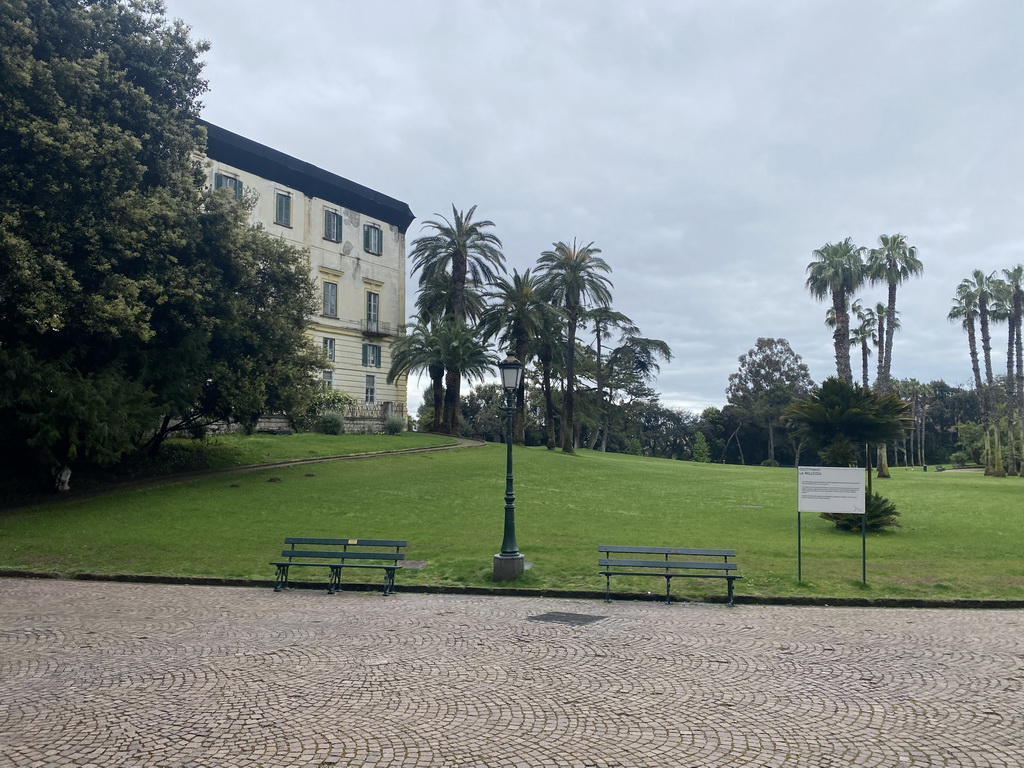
492 553 525 582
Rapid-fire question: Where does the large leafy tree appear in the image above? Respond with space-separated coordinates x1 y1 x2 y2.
806 238 866 383
726 338 813 466
537 239 613 454
0 0 321 483
408 205 504 434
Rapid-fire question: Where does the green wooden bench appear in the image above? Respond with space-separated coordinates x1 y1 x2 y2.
598 545 741 606
271 537 406 595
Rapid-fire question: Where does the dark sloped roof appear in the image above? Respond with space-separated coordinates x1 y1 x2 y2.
199 120 415 234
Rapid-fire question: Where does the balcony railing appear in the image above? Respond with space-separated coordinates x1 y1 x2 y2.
360 320 404 337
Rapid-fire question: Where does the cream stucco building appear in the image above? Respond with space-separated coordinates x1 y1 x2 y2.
199 120 415 426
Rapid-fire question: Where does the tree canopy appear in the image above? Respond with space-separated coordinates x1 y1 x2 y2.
0 0 321 482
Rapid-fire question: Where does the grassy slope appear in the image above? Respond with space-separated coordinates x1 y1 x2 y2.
1 441 1021 600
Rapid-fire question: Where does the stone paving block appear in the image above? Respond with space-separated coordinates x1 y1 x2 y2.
0 578 1021 767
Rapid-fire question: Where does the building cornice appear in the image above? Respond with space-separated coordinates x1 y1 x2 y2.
199 120 415 234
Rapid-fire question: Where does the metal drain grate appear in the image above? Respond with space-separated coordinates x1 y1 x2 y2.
527 611 607 626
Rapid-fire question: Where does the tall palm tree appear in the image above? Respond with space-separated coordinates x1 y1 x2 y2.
387 318 444 432
531 309 566 450
949 279 993 473
867 234 923 392
409 205 504 434
850 301 877 389
603 335 673 452
434 319 494 432
1004 265 1024 477
479 269 560 444
584 307 639 450
537 239 613 454
412 272 485 432
806 238 866 384
991 277 1017 475
964 270 1004 475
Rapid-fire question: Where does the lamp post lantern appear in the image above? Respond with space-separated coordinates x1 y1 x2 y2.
493 353 525 581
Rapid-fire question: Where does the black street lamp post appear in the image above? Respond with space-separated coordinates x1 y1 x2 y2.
493 353 525 581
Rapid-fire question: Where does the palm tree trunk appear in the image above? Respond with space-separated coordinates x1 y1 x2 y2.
540 346 557 451
513 336 529 445
429 364 445 433
881 282 898 392
442 368 461 436
832 291 853 383
562 314 578 454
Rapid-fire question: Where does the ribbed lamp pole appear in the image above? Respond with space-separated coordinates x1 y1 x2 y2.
493 353 525 581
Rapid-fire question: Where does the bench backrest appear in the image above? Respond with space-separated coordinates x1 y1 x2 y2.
599 558 737 572
598 545 735 557
598 545 737 573
280 538 406 563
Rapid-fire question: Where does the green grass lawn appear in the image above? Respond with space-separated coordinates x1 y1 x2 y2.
1 440 1022 602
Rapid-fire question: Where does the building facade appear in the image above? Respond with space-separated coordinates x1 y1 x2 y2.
199 121 415 427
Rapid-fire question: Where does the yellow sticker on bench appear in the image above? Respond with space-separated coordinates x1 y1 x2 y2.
348 539 358 545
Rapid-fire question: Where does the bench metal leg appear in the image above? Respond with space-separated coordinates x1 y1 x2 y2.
274 565 289 592
327 566 342 595
604 574 612 603
727 577 735 607
382 567 396 596
664 575 672 605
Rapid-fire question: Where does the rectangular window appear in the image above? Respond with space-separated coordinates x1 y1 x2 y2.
362 343 382 368
275 191 292 227
214 172 243 201
322 281 338 317
322 370 334 390
363 223 382 255
324 209 342 242
323 337 335 361
365 374 376 403
365 291 379 332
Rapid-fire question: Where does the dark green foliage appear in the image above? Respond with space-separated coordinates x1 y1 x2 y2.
383 414 405 435
821 491 900 532
0 0 321 481
727 337 813 464
318 413 344 435
786 378 911 458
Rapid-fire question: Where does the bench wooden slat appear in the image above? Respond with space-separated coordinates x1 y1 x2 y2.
599 558 737 571
599 545 735 557
601 570 738 580
280 550 403 562
284 537 407 547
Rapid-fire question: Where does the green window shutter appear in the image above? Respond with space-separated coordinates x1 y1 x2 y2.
233 181 243 201
363 224 370 251
214 172 224 189
375 345 382 369
361 344 368 366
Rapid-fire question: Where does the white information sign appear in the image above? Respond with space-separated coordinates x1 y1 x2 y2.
797 466 865 514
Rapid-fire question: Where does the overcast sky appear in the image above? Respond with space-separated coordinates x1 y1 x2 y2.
164 0 1024 413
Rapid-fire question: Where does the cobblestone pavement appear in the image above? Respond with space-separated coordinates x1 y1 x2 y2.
1 579 1022 768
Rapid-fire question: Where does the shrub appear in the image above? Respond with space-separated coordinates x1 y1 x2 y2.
297 390 358 431
383 414 405 435
820 492 900 532
760 458 780 467
318 412 344 435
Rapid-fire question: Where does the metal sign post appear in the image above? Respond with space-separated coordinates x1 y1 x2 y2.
797 467 867 584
